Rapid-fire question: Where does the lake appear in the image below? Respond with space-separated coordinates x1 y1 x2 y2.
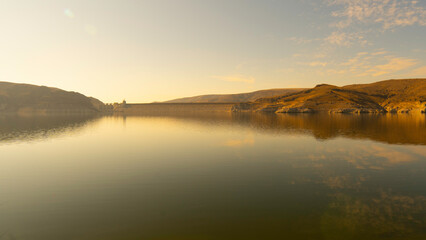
0 113 425 240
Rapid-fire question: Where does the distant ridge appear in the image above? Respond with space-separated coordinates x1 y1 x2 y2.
0 82 105 114
165 88 306 103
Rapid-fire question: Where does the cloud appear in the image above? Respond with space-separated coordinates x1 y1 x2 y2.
367 57 418 76
301 61 329 67
340 51 418 77
310 61 328 67
288 47 422 79
410 65 426 76
325 31 350 46
326 69 347 74
324 31 351 46
291 31 368 49
324 31 369 47
371 50 388 55
327 0 426 30
292 52 327 59
211 74 255 84
288 37 321 45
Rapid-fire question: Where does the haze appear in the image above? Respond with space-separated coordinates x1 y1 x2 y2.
0 0 425 103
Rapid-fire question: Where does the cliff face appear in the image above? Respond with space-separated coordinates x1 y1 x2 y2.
0 82 105 114
235 79 426 114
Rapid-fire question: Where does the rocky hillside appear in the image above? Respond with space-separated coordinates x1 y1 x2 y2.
233 79 426 113
0 82 105 114
165 88 306 103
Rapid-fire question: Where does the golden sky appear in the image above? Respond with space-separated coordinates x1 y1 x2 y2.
0 0 425 102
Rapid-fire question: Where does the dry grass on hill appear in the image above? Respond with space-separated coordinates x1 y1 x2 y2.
248 79 426 113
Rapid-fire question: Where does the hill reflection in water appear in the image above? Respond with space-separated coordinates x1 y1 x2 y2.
114 112 426 145
1 113 424 145
0 115 101 144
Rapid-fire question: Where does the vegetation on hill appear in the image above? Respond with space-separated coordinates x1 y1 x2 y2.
0 82 105 114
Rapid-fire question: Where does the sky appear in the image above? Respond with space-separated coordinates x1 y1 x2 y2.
0 0 425 103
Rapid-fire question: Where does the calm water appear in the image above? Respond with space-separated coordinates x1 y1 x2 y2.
0 113 425 240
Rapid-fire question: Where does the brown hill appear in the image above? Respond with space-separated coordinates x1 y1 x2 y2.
233 79 426 113
342 79 426 112
165 88 306 103
0 82 105 114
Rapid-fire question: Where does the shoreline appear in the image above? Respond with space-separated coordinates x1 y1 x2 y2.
112 102 426 115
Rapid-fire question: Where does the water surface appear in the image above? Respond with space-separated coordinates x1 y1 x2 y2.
0 113 425 240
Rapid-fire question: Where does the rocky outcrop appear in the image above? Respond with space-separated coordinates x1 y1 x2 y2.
383 102 426 114
329 108 385 114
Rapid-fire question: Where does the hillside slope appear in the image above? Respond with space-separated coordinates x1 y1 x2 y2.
342 79 426 112
233 79 426 113
165 88 306 103
0 82 105 114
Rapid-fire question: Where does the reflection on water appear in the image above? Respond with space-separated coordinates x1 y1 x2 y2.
0 113 425 239
0 115 100 144
232 113 426 145
1 113 425 145
114 112 426 145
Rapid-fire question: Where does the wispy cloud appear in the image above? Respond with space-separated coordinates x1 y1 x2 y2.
211 74 255 84
310 61 329 67
371 50 388 55
327 0 426 30
284 2 425 80
324 31 369 46
289 30 368 50
292 52 327 59
288 37 321 45
298 61 329 67
341 51 418 77
324 31 351 46
287 46 423 80
291 1 425 50
366 57 418 76
411 65 426 76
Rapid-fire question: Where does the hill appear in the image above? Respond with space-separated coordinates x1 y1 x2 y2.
165 88 306 103
232 79 426 113
0 82 105 114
